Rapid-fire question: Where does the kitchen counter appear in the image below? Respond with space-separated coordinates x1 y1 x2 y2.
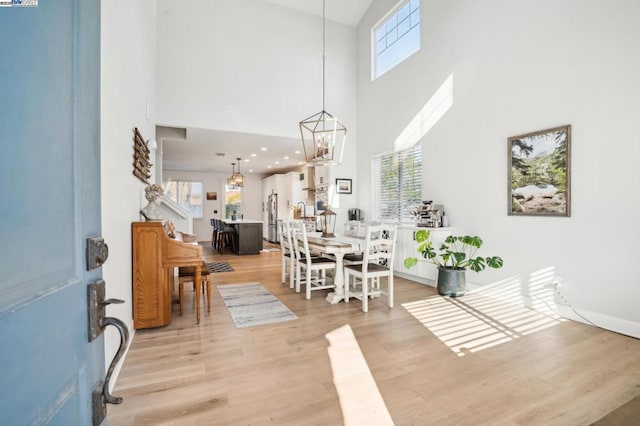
222 219 263 224
220 219 264 254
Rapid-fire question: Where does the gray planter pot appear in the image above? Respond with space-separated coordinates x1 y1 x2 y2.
436 267 466 297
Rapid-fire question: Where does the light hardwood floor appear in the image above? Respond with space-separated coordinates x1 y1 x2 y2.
109 244 640 425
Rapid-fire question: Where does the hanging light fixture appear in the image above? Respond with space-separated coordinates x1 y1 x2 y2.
227 163 238 189
299 0 347 166
233 157 245 187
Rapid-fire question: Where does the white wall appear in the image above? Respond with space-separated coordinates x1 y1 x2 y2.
101 0 157 382
155 0 359 229
163 170 264 241
356 0 640 336
156 0 357 141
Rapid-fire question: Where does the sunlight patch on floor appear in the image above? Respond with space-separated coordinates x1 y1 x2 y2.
325 324 394 425
402 268 567 357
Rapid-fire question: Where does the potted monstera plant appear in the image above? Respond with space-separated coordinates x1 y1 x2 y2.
404 230 504 297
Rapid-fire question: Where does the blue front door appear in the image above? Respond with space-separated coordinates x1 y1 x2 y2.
0 0 104 424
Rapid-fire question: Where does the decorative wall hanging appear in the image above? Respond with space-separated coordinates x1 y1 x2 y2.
206 192 217 200
133 127 151 183
508 125 571 216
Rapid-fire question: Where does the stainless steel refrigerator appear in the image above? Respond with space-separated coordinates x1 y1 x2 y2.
267 193 278 243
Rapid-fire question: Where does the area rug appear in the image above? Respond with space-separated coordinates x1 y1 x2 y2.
217 282 298 328
206 262 234 273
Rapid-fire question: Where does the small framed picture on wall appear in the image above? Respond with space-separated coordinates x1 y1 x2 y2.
335 178 352 194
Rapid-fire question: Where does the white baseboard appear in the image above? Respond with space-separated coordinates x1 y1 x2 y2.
400 275 640 339
557 306 640 339
107 326 136 393
468 280 640 339
393 271 435 287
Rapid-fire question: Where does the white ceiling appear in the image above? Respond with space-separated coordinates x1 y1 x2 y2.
261 0 374 26
161 1 374 176
162 127 308 177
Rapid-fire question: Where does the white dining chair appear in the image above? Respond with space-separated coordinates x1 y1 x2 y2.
291 220 336 299
344 224 397 313
278 220 296 289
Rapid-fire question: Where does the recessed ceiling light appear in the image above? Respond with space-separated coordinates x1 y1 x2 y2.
261 147 267 151
251 153 257 157
249 169 254 173
294 150 301 154
275 161 280 165
244 159 250 162
267 165 272 168
283 156 289 160
298 161 304 165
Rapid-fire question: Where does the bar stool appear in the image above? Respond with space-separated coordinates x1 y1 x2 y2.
178 262 212 316
210 218 218 247
216 220 237 255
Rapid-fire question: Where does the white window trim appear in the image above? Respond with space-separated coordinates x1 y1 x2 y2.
371 143 422 223
370 0 421 81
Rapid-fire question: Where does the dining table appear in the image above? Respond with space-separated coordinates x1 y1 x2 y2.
305 234 364 304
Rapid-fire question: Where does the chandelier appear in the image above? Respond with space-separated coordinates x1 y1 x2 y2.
227 163 238 189
299 0 347 166
233 157 245 187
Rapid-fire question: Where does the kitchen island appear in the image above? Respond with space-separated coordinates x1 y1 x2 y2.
221 219 264 255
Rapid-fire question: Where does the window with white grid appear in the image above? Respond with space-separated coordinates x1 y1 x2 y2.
372 144 422 222
372 0 421 79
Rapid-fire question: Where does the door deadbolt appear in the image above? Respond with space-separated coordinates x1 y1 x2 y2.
86 236 109 270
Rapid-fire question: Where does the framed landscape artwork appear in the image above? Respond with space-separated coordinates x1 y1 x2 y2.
508 125 571 216
336 178 352 194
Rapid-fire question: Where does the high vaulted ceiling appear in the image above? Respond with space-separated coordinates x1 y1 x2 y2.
261 0 374 26
161 0 374 176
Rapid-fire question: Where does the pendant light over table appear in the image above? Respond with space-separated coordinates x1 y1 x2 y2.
299 0 347 167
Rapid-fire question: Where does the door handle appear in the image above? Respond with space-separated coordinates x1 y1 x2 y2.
100 299 128 405
88 280 130 425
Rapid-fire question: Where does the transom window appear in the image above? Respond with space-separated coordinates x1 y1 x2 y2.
372 0 421 80
372 144 422 223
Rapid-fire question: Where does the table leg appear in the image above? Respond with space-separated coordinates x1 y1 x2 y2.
325 252 346 304
195 265 201 324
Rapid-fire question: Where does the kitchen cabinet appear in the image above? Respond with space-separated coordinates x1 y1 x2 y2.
394 226 452 286
284 171 303 216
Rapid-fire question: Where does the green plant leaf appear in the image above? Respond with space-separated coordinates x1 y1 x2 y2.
461 235 482 248
444 235 457 244
404 257 419 269
452 252 466 266
486 256 504 269
414 229 431 243
468 257 486 272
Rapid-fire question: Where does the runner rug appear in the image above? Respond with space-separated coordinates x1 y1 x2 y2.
217 282 298 328
206 262 234 273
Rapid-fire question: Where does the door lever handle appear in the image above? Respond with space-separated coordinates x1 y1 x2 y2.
88 281 130 425
100 310 128 404
96 295 129 404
